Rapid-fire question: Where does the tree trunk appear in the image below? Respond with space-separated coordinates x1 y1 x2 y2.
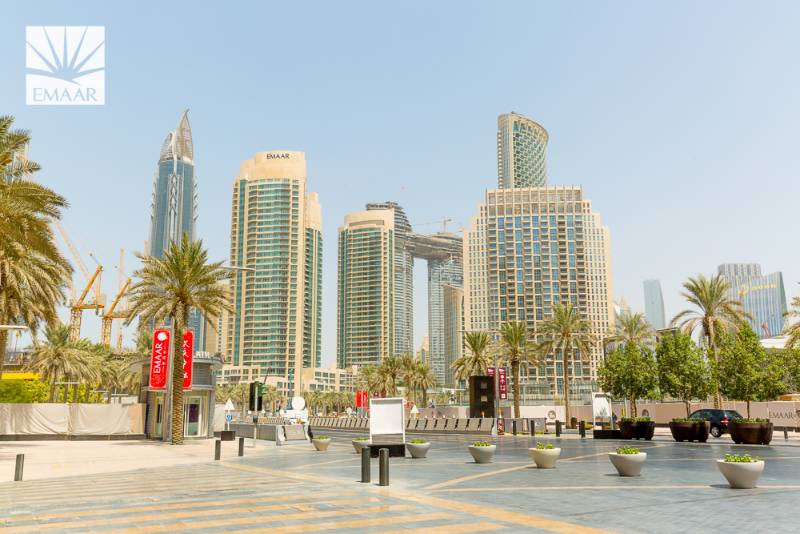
685 400 691 417
563 348 571 424
72 383 79 403
48 381 56 402
747 400 751 418
631 396 638 418
512 359 521 419
0 329 8 380
171 316 186 445
85 383 92 403
707 326 722 409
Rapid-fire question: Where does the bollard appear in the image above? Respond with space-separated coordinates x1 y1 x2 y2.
512 420 517 435
555 420 562 437
529 418 535 436
14 454 24 482
378 448 389 486
361 446 371 483
214 439 222 460
238 437 245 457
784 427 789 440
579 420 586 438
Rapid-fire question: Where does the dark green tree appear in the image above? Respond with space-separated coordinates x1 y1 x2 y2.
655 331 710 416
598 343 658 417
717 323 786 417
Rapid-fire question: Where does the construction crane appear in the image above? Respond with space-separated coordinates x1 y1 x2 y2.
55 222 105 341
101 249 131 350
413 217 454 233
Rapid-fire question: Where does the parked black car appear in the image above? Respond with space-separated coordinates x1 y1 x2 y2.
688 409 743 438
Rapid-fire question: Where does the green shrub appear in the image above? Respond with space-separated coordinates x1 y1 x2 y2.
724 454 759 463
620 417 651 423
732 418 770 423
615 447 641 455
535 443 555 450
314 435 330 440
0 380 48 403
352 437 369 441
671 417 707 423
472 441 493 447
410 438 428 444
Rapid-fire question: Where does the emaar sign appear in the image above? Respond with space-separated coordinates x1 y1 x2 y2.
26 26 105 106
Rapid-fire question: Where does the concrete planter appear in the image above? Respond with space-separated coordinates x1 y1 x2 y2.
407 441 431 459
609 452 647 476
312 438 330 451
352 439 370 453
717 460 764 489
729 422 773 445
619 421 655 440
529 447 561 468
468 445 496 464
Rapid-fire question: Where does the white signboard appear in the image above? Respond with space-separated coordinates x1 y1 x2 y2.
592 393 613 421
224 399 235 412
370 397 406 443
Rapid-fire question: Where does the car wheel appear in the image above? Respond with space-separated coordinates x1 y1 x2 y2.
710 426 722 438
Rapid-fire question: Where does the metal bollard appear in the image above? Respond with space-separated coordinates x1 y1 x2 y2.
215 439 222 460
579 420 586 438
555 420 562 437
238 437 245 456
529 418 535 436
784 427 789 440
361 446 371 483
14 454 24 482
378 448 389 486
511 420 517 435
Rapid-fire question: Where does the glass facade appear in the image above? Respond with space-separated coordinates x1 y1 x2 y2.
718 263 787 338
497 113 549 189
227 152 322 395
642 279 666 330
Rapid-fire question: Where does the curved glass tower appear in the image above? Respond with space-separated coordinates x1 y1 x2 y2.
497 112 549 188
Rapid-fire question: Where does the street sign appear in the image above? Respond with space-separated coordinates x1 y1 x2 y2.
224 399 235 412
225 414 233 422
182 330 194 389
498 367 508 400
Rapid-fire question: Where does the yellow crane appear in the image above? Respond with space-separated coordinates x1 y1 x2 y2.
55 222 105 341
100 277 131 349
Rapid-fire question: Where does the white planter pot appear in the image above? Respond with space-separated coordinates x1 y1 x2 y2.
609 452 647 476
312 439 330 452
529 447 561 468
352 440 370 453
468 445 496 464
407 442 431 459
717 460 764 489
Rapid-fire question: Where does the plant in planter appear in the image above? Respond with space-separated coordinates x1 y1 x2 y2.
618 417 656 440
351 436 370 453
608 446 647 476
528 442 561 469
717 324 785 445
598 342 658 432
656 331 710 432
717 453 764 489
406 438 431 459
312 435 331 451
468 441 496 464
668 417 710 443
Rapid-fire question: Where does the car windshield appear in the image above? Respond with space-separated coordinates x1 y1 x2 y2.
724 411 743 419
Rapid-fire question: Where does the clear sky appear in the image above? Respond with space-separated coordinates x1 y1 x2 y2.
3 1 799 365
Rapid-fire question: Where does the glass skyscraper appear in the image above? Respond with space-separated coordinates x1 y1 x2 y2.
226 151 322 395
497 112 549 188
464 186 614 401
642 279 666 330
718 263 787 338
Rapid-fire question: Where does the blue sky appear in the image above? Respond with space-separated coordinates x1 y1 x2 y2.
3 1 799 365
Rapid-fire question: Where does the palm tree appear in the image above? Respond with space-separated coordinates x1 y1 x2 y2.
671 274 747 408
452 331 492 383
26 324 92 401
614 312 655 346
126 235 231 444
0 117 72 379
783 296 800 349
374 356 403 396
355 365 377 394
497 321 540 419
399 354 418 403
535 304 595 424
412 361 436 407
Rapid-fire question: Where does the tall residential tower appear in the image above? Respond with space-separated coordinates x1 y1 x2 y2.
642 279 666 330
226 151 322 395
497 112 549 189
718 263 787 338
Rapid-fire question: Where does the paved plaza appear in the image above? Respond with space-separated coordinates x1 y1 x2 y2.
2 430 799 532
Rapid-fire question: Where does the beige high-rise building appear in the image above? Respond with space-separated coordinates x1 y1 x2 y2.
225 151 322 395
337 209 395 368
463 186 614 401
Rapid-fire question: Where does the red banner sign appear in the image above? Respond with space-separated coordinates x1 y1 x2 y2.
182 330 194 389
355 390 369 408
149 329 170 389
487 367 495 377
498 367 508 400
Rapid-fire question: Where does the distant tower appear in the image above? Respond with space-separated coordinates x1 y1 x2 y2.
497 112 548 188
718 263 787 339
642 280 666 330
